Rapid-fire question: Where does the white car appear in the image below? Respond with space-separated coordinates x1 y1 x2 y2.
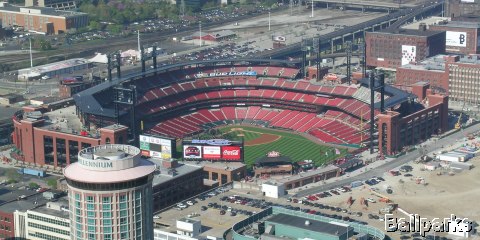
153 215 160 219
227 207 232 212
177 203 187 209
366 198 376 203
336 188 346 192
186 201 195 206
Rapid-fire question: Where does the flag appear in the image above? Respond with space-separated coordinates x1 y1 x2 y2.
335 148 340 155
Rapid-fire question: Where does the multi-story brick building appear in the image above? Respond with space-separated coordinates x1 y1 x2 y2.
447 0 480 18
25 0 78 11
430 20 480 55
396 54 458 93
366 29 446 69
396 54 480 104
378 83 449 155
12 105 128 167
0 2 88 34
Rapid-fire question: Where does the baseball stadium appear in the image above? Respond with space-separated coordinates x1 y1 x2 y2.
68 58 448 167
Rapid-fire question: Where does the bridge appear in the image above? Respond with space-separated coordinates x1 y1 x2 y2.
313 0 417 12
258 1 443 59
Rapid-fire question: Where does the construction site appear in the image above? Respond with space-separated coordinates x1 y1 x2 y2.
315 149 480 239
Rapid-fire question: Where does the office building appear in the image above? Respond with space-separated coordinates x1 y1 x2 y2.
0 2 88 34
0 188 48 239
25 0 78 11
15 199 70 240
64 144 156 240
366 28 446 69
397 54 480 104
430 20 480 55
447 0 480 18
149 158 205 212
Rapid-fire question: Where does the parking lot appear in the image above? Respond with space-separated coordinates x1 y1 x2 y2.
155 184 370 239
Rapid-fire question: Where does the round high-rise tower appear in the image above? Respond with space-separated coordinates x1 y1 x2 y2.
64 144 156 240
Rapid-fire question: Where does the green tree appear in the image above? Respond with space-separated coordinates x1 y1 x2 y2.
46 179 57 189
29 182 40 189
89 20 102 31
106 24 123 34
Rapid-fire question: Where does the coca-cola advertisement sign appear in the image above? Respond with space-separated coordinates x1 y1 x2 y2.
222 146 241 160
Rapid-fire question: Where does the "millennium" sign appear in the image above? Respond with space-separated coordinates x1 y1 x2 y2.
79 159 113 169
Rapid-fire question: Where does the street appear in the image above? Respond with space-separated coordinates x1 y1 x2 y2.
295 123 480 197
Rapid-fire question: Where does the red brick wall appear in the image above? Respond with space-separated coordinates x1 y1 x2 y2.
429 25 479 55
0 212 14 239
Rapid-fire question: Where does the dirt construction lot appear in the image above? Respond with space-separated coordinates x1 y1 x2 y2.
315 156 480 239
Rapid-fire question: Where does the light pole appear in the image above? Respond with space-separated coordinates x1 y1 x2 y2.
268 11 271 31
199 21 202 47
29 37 33 68
311 0 314 18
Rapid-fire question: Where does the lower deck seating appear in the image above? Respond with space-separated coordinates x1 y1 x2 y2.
148 107 367 144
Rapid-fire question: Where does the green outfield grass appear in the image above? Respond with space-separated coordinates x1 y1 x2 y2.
219 126 348 167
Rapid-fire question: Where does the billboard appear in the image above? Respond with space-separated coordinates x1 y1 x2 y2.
195 71 257 79
222 146 241 160
203 146 221 159
446 31 467 47
139 135 174 159
183 145 202 159
401 45 416 66
461 0 475 2
182 139 243 162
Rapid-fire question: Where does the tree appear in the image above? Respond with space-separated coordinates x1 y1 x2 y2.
89 21 102 31
29 182 40 189
106 24 123 34
46 178 57 189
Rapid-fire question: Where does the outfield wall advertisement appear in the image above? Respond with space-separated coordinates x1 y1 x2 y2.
182 139 243 162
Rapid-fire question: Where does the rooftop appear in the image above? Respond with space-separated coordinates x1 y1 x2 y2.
192 161 245 171
0 188 48 213
32 198 70 219
376 28 443 37
398 54 450 71
273 165 340 184
0 3 87 17
436 20 480 29
266 213 352 236
18 58 90 76
400 16 449 30
38 105 94 138
149 158 202 186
